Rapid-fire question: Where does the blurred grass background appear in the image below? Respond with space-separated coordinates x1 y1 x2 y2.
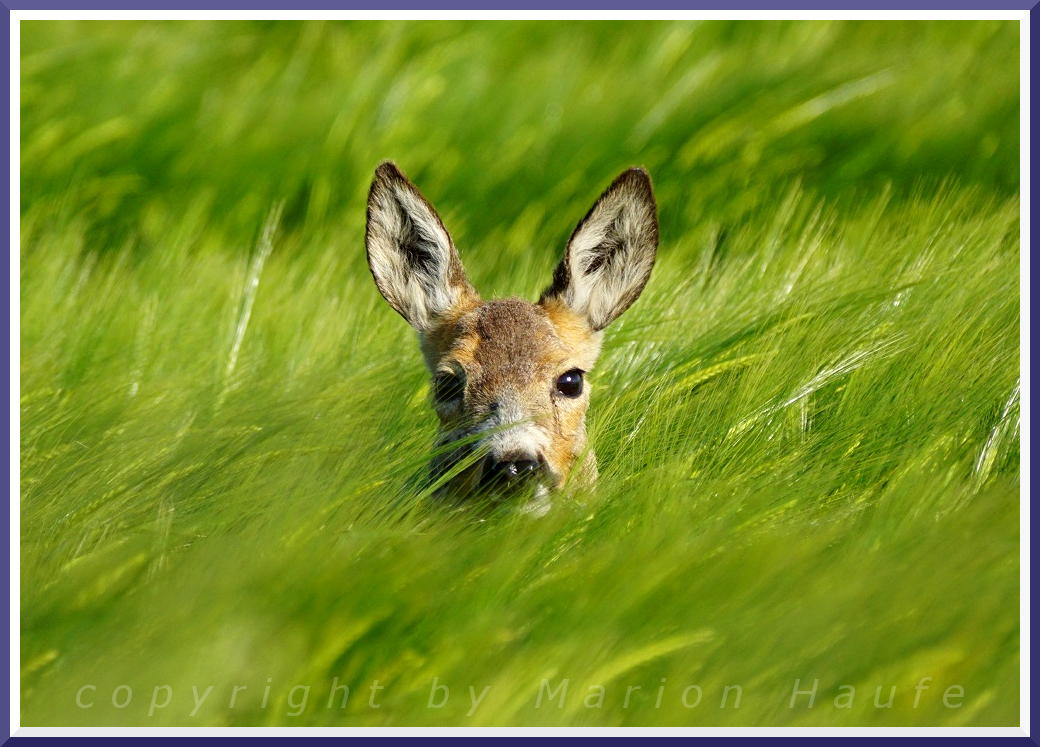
19 20 1020 726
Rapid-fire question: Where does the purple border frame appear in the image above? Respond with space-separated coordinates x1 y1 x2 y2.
3 4 1033 744
0 0 1038 7
4 1 10 743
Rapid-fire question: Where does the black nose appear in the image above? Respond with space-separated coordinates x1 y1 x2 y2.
482 454 540 488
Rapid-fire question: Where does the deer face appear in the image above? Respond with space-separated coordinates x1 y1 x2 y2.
365 162 658 503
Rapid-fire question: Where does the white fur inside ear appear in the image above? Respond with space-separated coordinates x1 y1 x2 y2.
366 173 463 330
563 178 657 331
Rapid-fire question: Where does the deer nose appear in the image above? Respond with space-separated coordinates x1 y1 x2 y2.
482 454 541 488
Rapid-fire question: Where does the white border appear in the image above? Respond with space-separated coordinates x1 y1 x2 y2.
10 726 1034 736
5 9 1032 20
9 8 1031 738
1019 9 1031 740
9 13 19 739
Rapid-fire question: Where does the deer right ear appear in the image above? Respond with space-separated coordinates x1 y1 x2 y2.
365 161 478 331
540 168 658 332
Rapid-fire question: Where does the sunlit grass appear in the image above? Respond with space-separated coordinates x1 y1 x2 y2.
20 19 1019 726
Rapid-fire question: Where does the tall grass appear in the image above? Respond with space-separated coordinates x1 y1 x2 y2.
20 19 1020 726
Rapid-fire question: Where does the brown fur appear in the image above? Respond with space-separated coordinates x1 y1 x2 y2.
425 298 600 496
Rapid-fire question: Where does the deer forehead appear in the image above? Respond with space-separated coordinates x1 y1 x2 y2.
432 298 602 390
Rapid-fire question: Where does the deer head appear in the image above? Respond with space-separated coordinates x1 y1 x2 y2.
365 162 658 505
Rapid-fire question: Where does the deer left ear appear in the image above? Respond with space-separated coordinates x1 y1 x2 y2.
539 168 658 331
366 161 478 332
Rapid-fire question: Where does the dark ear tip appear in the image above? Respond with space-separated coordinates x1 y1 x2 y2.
374 160 407 182
619 166 653 189
610 167 655 205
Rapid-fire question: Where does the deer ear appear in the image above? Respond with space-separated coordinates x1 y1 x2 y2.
366 161 478 331
539 168 658 331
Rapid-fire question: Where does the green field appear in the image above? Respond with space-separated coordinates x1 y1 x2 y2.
20 20 1021 727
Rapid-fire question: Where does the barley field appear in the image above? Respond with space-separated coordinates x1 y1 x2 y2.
19 19 1021 727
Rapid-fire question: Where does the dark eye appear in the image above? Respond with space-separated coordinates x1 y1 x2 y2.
433 372 465 403
555 369 584 398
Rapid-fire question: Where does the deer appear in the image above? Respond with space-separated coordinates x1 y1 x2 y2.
365 162 658 508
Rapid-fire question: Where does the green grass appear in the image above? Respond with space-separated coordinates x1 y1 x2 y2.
20 19 1020 727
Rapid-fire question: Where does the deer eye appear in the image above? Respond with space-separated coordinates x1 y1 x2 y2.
433 372 465 403
555 369 584 398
